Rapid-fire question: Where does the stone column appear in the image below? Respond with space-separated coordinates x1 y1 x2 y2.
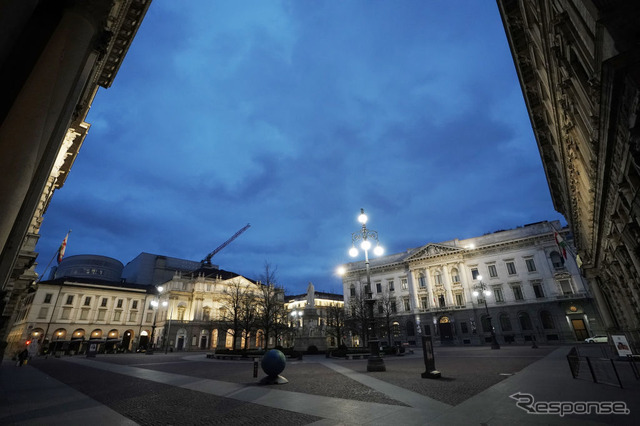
442 265 454 305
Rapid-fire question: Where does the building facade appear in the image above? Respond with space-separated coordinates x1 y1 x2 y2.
0 0 152 360
340 221 604 347
497 1 640 350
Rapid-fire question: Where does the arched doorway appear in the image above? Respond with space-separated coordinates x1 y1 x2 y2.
69 328 85 354
106 329 120 353
176 328 187 351
122 330 134 352
438 316 454 343
139 330 150 350
200 330 208 349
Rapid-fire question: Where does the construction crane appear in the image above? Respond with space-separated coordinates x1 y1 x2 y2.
201 223 251 266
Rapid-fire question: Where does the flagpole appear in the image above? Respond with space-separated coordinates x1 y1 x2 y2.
38 230 71 282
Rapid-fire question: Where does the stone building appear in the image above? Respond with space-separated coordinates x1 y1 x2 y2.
7 253 283 355
0 0 152 359
340 221 604 347
497 1 640 350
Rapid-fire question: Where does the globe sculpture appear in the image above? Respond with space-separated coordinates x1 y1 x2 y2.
259 349 288 385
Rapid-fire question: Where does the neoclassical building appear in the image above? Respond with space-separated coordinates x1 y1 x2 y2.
7 253 284 355
497 1 640 350
340 221 604 347
0 0 151 360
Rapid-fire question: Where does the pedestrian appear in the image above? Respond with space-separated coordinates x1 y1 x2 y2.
17 348 29 366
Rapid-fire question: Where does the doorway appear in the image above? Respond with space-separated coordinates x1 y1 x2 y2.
571 318 589 341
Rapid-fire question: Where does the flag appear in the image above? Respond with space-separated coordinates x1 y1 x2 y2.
57 232 70 264
554 232 567 259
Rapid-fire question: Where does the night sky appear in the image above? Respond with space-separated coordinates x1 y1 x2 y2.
35 1 565 295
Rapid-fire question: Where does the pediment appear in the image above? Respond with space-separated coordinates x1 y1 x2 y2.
407 243 464 261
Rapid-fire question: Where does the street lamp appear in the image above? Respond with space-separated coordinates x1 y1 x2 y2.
149 286 167 353
472 275 500 349
164 297 174 354
347 208 386 372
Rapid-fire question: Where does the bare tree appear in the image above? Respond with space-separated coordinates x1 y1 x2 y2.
239 290 258 350
219 279 247 350
345 290 369 347
325 302 346 347
256 262 285 349
375 291 397 346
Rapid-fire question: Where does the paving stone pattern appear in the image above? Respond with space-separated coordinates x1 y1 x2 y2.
31 359 322 426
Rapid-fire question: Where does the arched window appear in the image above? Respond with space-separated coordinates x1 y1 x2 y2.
392 322 401 337
450 268 460 283
434 271 443 285
418 273 426 288
202 307 211 321
499 313 512 332
550 251 564 268
518 312 533 330
480 315 492 333
540 310 555 329
406 320 415 336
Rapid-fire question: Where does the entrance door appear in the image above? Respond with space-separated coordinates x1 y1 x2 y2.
439 323 453 343
200 335 207 349
571 319 589 341
177 336 184 350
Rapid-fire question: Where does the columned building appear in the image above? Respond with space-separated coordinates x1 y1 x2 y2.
340 221 604 347
0 0 152 359
497 1 640 350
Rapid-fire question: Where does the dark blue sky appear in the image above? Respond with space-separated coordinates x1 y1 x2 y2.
36 0 565 295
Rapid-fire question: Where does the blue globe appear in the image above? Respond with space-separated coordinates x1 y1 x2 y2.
261 349 286 377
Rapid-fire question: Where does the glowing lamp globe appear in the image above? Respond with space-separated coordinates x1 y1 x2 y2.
361 240 372 251
349 247 358 257
374 245 384 256
261 349 286 377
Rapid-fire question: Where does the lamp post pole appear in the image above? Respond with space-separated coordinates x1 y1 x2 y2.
164 302 174 354
473 276 500 349
349 208 386 372
149 286 167 353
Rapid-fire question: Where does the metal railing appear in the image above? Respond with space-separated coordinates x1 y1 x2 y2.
567 346 640 389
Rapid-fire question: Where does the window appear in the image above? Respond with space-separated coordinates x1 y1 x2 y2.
487 265 498 278
506 261 517 275
434 271 442 285
550 251 564 268
101 298 108 307
350 285 355 297
512 285 524 300
461 322 469 333
401 278 408 290
418 274 426 288
206 284 211 292
44 293 53 304
132 300 138 310
117 299 123 308
559 279 574 295
378 305 383 314
390 301 397 313
525 258 536 272
438 294 445 307
451 268 460 283
406 320 415 336
84 297 91 306
493 287 504 302
388 281 395 292
376 282 382 293
480 315 492 332
403 298 410 311
471 268 480 280
455 293 464 306
38 307 48 319
65 295 74 305
518 312 533 330
421 297 428 309
533 283 544 298
540 311 555 329
499 313 512 331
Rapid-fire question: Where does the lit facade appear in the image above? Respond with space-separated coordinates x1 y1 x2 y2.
497 0 640 350
340 221 604 346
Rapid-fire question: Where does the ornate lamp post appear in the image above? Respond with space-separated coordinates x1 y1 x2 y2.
149 286 168 353
472 275 500 349
348 208 386 372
